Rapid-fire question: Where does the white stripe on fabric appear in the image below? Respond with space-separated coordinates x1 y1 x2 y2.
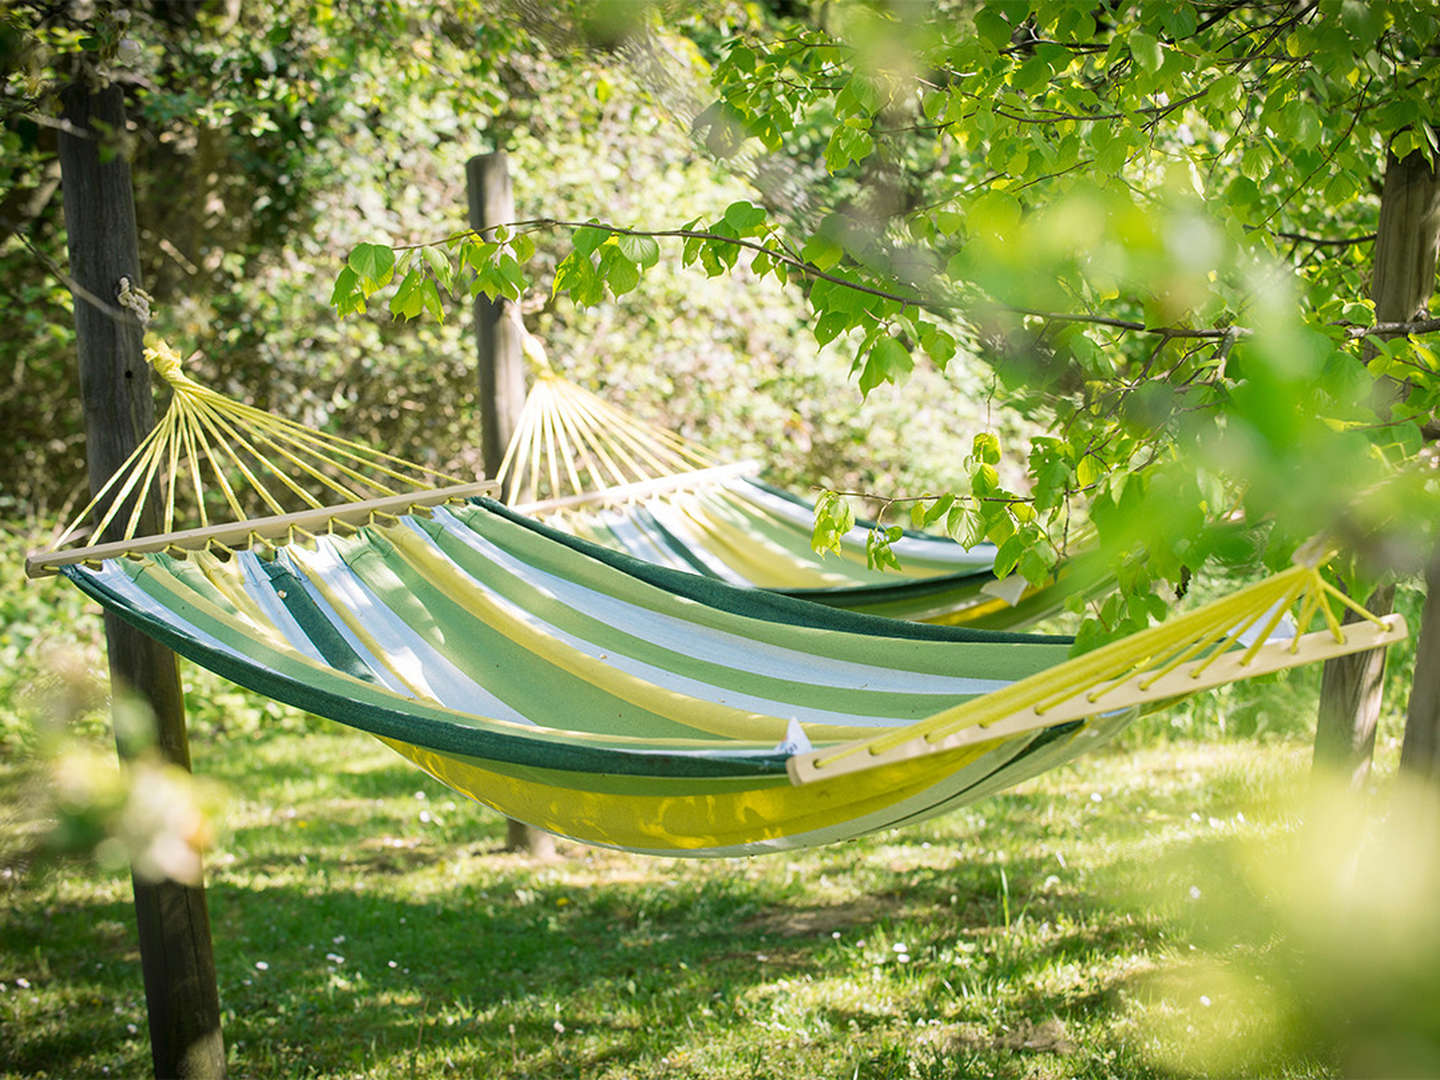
286 540 534 726
275 549 417 698
641 498 756 586
599 507 692 571
429 507 1015 698
235 552 328 666
401 519 949 729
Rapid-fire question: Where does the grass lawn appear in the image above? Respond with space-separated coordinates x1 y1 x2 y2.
0 718 1367 1080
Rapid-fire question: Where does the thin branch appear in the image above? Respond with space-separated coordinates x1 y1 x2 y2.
1271 230 1376 248
1343 317 1440 340
8 224 142 328
1006 306 1248 341
397 218 1254 343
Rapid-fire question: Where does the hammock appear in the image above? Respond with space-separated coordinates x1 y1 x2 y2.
30 344 1406 856
497 365 1103 628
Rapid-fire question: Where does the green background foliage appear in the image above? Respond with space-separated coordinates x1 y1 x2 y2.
5 2 1440 1075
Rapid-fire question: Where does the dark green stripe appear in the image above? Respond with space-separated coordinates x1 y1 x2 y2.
473 498 1071 647
63 562 793 780
258 555 378 684
630 504 723 578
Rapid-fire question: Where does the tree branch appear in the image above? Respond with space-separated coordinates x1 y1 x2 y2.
1343 317 1440 340
403 218 1255 343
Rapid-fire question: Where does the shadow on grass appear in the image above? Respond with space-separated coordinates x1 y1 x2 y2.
2 732 1289 1078
2 837 1174 1079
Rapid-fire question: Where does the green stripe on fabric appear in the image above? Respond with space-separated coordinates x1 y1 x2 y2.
459 500 1073 672
256 556 379 684
402 515 972 722
332 529 746 741
64 561 793 780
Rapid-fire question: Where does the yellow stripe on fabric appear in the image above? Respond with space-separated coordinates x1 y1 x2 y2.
671 496 854 589
380 522 856 745
713 489 940 583
119 555 778 756
378 731 1004 854
284 541 437 700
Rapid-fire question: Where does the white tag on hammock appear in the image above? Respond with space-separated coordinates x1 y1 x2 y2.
776 718 813 756
980 573 1030 608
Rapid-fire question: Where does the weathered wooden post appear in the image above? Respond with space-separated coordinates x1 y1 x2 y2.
466 150 556 858
57 81 227 1079
1314 150 1440 786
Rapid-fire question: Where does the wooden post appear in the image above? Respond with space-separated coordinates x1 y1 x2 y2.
1401 547 1440 784
467 152 529 474
1314 150 1440 785
57 82 227 1079
466 150 556 858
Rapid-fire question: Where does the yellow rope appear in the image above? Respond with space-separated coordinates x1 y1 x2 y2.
812 563 1367 772
42 338 467 558
497 368 718 504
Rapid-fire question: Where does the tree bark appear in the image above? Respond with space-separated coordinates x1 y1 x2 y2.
1401 548 1440 784
1313 584 1395 785
58 81 226 1079
1314 150 1440 783
466 150 555 858
468 152 529 476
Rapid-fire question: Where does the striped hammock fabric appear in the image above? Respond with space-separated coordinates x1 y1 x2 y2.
38 344 1407 857
532 475 1082 627
61 497 1125 856
500 367 1095 627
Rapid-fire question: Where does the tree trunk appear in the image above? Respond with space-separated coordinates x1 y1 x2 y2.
58 82 226 1078
1313 584 1395 784
1401 548 1440 783
467 150 555 858
1314 150 1440 783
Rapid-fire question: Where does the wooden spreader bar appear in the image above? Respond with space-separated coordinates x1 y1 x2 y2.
26 480 497 577
787 615 1409 785
514 460 763 516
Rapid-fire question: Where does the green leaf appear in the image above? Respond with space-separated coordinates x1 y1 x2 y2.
992 534 1025 579
1019 548 1050 587
421 246 453 292
974 7 1012 49
572 225 610 256
420 278 445 323
813 310 851 347
329 266 364 317
811 491 855 556
857 336 914 398
346 243 395 292
601 249 641 296
972 431 1001 465
1129 30 1162 73
723 201 766 232
615 233 660 268
511 233 536 264
923 493 956 528
462 240 498 272
803 233 845 271
389 269 425 320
